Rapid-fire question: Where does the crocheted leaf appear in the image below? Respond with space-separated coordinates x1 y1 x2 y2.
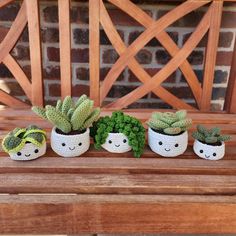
32 106 47 120
56 99 62 111
75 94 88 108
25 132 46 146
46 106 72 133
81 108 101 130
171 118 192 128
146 119 169 130
175 110 187 120
10 127 26 138
164 127 182 135
62 96 73 115
2 135 25 153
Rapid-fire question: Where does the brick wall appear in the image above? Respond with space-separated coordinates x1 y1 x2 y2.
0 0 235 109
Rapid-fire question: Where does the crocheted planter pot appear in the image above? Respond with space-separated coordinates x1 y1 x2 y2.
193 139 225 160
101 132 132 153
148 127 188 157
51 127 90 157
9 142 47 161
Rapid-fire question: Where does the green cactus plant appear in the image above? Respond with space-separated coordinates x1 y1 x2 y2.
192 125 230 144
2 125 46 154
90 111 146 158
147 110 192 135
32 95 100 134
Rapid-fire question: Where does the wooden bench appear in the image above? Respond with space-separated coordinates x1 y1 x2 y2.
0 0 236 234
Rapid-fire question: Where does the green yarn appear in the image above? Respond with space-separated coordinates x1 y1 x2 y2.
147 110 192 135
2 125 46 154
91 111 145 158
32 95 100 134
192 125 231 144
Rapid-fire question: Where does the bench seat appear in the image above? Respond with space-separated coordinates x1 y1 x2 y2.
0 108 236 234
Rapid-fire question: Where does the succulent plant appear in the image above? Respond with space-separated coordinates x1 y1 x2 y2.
2 125 46 154
90 111 146 158
147 110 192 135
192 125 230 144
32 95 100 134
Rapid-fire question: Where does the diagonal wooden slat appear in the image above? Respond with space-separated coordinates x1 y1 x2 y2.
201 1 223 111
3 54 32 100
100 0 210 103
0 0 14 8
106 5 212 109
100 0 196 110
108 0 202 108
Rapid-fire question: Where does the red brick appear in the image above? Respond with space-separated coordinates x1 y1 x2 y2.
71 48 89 63
11 44 30 61
107 8 152 26
0 64 13 78
212 88 226 100
43 5 58 23
71 6 89 24
216 51 233 66
135 49 152 64
102 49 119 64
100 67 125 81
156 50 171 65
129 101 172 109
0 81 25 96
0 26 8 42
221 11 236 28
42 28 59 43
0 3 20 21
72 84 89 97
183 32 234 48
188 51 204 65
76 67 89 81
100 29 124 45
44 66 60 80
47 47 60 62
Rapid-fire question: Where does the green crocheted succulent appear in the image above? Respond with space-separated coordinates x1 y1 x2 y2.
192 125 230 144
90 111 146 158
32 95 100 134
147 110 192 135
2 125 46 154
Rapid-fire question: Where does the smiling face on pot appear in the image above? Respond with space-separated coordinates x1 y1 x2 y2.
10 142 46 161
51 127 90 157
148 128 188 157
102 133 132 153
193 140 225 160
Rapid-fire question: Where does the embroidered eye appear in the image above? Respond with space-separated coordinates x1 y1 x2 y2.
17 152 21 156
62 143 66 146
213 153 216 157
78 142 82 146
34 149 39 153
200 150 203 153
123 139 127 143
108 140 112 144
175 143 179 147
158 141 163 145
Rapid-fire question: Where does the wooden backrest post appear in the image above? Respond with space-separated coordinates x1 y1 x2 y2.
26 0 44 106
89 0 100 106
225 36 236 113
58 0 72 99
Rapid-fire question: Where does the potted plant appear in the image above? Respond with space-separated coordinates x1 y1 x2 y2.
90 111 145 158
147 110 192 157
2 125 47 161
192 125 230 160
32 95 100 157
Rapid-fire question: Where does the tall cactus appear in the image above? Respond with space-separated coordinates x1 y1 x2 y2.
32 95 100 134
192 125 230 144
147 110 192 135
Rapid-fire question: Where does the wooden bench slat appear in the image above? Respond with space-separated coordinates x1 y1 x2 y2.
1 157 236 175
1 173 236 194
0 194 236 234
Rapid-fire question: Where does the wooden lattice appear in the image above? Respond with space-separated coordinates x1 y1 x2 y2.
90 0 228 111
0 0 43 108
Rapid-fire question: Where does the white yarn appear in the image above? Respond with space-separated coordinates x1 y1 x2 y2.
102 133 132 153
10 142 46 161
148 128 188 157
193 139 225 160
51 127 90 157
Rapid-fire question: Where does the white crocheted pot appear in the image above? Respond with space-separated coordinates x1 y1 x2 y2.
102 132 132 153
51 127 90 157
9 142 46 161
193 139 225 160
148 127 188 157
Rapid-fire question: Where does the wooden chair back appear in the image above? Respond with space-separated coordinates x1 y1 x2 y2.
0 0 235 113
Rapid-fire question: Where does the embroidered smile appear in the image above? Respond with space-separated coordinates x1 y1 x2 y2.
164 148 171 152
25 154 31 157
69 147 76 150
205 154 210 158
115 144 120 147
